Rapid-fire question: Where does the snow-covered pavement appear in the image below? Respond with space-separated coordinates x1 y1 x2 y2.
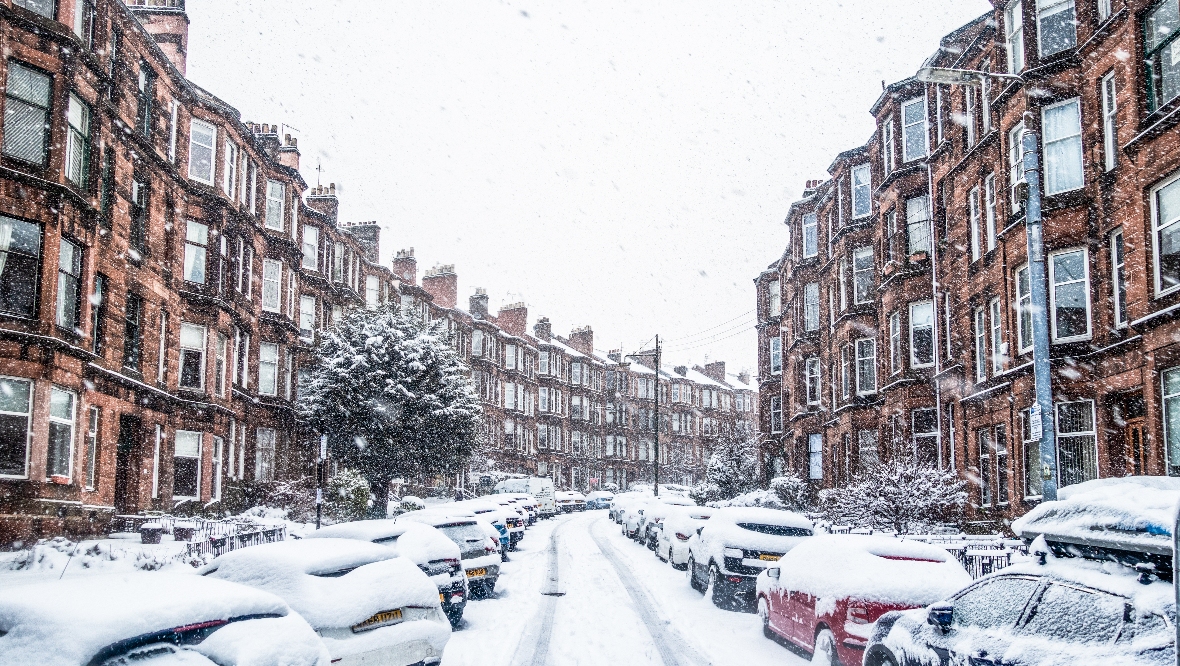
444 510 809 666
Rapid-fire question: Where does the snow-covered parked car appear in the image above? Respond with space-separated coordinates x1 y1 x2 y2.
401 512 504 598
609 492 650 523
656 505 713 568
585 491 614 510
467 497 526 549
499 493 539 525
0 573 330 666
864 476 1180 666
639 495 697 549
433 504 511 559
306 519 469 627
757 535 970 666
555 491 577 513
493 476 556 518
200 539 450 666
569 491 587 511
687 507 813 610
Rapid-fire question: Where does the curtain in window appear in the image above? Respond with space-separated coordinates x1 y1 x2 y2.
3 63 51 163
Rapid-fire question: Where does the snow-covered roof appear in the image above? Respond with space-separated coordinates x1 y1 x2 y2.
767 535 972 607
726 372 755 390
683 368 725 389
547 338 585 359
1012 476 1180 556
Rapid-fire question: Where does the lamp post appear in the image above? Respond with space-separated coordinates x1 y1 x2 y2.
316 433 327 529
914 67 1058 502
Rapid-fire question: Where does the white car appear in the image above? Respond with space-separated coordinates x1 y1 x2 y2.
432 503 512 560
493 477 556 517
609 492 651 523
0 573 329 666
687 507 813 610
656 505 714 568
639 496 697 548
400 512 504 598
554 491 578 513
306 520 469 627
500 493 539 525
201 538 450 666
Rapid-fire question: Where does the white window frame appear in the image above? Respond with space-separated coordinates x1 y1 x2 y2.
299 295 316 339
853 247 873 305
173 430 202 500
1036 0 1077 58
890 311 902 375
47 386 76 481
969 185 982 261
855 337 876 395
882 115 895 175
265 180 285 231
851 164 872 219
906 196 931 256
990 297 1005 375
1102 72 1117 172
768 279 781 317
1008 121 1026 214
808 433 823 480
805 357 821 405
302 225 319 270
255 427 276 482
1042 98 1084 196
223 140 237 196
901 97 928 163
1005 0 1025 74
770 336 782 375
183 220 208 285
1164 368 1180 470
0 377 32 479
258 342 279 397
804 282 820 332
802 212 818 259
187 119 216 186
179 322 206 391
1016 264 1033 353
1152 170 1180 298
261 259 282 313
1112 228 1127 328
974 307 988 381
909 300 935 369
1048 247 1092 343
984 174 997 251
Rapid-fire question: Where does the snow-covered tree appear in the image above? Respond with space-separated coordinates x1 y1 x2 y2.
819 456 966 534
297 307 483 517
769 473 810 511
691 423 759 502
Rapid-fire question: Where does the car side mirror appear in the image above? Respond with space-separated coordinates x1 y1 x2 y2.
768 567 780 579
927 603 953 633
696 526 704 535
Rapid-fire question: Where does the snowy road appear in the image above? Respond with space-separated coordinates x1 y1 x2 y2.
443 511 810 666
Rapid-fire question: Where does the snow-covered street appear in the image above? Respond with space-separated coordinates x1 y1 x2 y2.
445 510 807 666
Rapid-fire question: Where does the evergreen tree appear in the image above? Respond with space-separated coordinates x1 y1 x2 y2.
297 307 483 517
818 455 966 534
691 423 759 502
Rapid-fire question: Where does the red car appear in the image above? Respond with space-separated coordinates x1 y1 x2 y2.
755 534 971 666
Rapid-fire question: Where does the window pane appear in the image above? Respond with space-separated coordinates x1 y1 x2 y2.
1052 251 1088 339
4 62 51 164
852 165 871 217
1166 369 1180 467
49 386 74 421
903 100 927 160
1020 584 1123 643
953 577 1041 628
1037 0 1077 56
188 121 215 183
14 0 55 18
1147 0 1180 51
1158 178 1180 292
1043 101 1083 194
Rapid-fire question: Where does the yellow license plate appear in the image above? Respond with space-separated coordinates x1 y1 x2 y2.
351 608 403 633
466 568 487 577
440 593 445 603
759 554 780 561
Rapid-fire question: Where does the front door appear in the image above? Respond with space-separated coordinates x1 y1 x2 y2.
1125 417 1147 476
113 415 141 514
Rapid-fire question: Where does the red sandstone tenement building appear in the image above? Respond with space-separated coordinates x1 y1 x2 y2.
0 0 756 543
757 0 1180 525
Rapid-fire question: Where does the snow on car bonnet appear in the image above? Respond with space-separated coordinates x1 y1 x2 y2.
200 538 437 629
0 573 303 666
774 535 972 606
1012 476 1180 555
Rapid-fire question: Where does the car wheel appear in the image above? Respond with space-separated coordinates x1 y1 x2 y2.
811 628 837 666
445 606 464 628
688 557 706 593
708 564 728 608
757 597 773 639
865 646 899 666
468 581 485 599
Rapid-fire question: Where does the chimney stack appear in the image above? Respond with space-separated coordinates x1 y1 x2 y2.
533 317 552 341
674 365 688 376
703 361 726 383
497 302 528 337
469 288 489 320
608 349 622 363
568 326 594 356
278 134 300 171
738 371 751 385
340 221 381 263
422 265 458 309
125 0 190 75
306 182 339 227
391 248 417 286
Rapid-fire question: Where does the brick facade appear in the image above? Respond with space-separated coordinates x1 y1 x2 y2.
757 0 1180 526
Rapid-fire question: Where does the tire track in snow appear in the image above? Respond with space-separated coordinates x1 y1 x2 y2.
589 516 714 666
510 514 570 666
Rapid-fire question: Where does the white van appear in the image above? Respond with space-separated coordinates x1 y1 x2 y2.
493 477 556 517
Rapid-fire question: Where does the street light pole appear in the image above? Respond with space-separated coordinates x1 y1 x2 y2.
316 433 327 529
1021 127 1059 502
914 66 1057 501
654 334 660 498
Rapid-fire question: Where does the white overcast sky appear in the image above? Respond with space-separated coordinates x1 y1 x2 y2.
186 0 992 375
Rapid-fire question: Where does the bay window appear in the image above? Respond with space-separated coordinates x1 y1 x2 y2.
66 94 91 187
901 98 927 162
1036 0 1076 57
969 185 982 261
1152 170 1180 295
802 212 818 258
299 295 315 338
804 282 820 332
1147 0 1180 111
1049 248 1091 342
179 322 206 390
255 427 275 482
3 62 51 164
261 259 281 312
258 342 278 396
890 311 901 374
851 164 871 218
990 298 1005 374
1056 399 1097 487
183 220 207 284
909 300 934 367
56 239 82 331
302 225 319 270
906 196 931 255
975 307 988 381
1042 98 1083 195
985 174 997 251
853 247 873 304
855 337 876 395
1005 0 1025 73
265 180 284 230
1102 73 1117 172
1016 264 1033 352
0 377 32 477
13 0 53 18
808 433 823 480
805 357 821 405
768 279 781 317
769 336 782 374
224 141 238 196
1112 228 1127 327
1164 367 1180 472
1008 122 1026 214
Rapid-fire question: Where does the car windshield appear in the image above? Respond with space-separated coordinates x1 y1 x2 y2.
952 577 1042 629
436 523 487 546
736 523 811 537
1018 583 1125 644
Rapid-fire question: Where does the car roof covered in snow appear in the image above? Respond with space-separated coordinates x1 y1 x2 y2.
0 573 327 666
586 491 614 501
305 519 460 564
200 538 437 629
403 508 490 527
712 506 812 529
1012 476 1180 556
767 535 972 606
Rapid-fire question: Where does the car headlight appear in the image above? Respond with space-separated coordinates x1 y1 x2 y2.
723 548 743 558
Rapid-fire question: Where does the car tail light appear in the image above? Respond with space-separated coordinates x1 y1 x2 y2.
848 606 870 624
675 532 691 541
727 576 743 583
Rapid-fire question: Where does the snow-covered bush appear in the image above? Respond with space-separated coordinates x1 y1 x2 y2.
818 455 966 534
297 306 483 518
324 469 373 523
709 489 784 509
690 423 759 502
769 474 810 511
689 482 721 505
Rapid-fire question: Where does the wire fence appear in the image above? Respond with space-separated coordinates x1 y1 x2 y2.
823 525 1028 579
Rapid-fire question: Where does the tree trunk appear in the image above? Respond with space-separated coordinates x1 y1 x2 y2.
367 475 391 519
